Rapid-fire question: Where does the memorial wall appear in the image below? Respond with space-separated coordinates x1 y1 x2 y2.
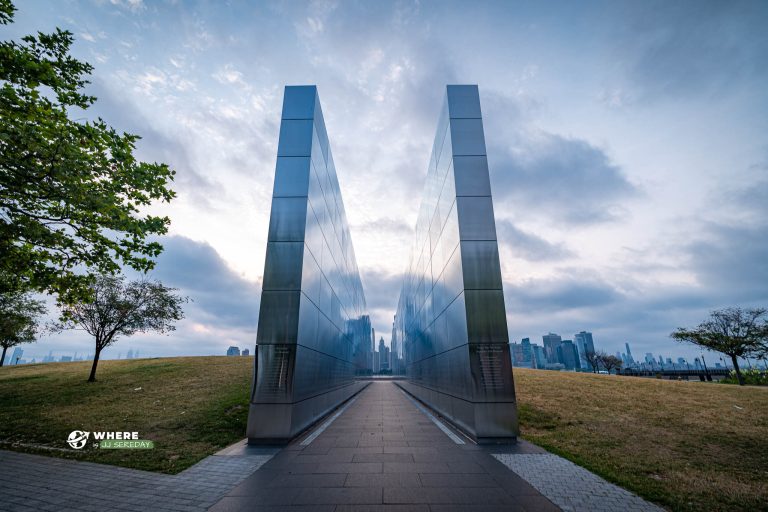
393 85 518 442
247 86 370 443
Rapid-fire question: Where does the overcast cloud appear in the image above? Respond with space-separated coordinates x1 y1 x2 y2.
7 0 767 362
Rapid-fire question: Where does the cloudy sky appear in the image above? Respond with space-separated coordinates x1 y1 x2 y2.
7 0 768 363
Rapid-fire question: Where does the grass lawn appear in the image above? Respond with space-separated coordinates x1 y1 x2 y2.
0 356 252 474
513 368 768 512
1 358 766 511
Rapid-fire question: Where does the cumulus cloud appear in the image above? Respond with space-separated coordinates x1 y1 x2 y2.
496 219 573 261
608 0 768 102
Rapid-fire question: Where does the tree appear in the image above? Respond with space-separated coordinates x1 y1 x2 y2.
671 307 768 386
584 351 601 373
598 353 623 374
0 277 46 366
53 274 186 381
0 1 176 303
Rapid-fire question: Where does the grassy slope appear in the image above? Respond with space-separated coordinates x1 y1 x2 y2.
0 356 252 474
513 368 768 512
1 358 766 511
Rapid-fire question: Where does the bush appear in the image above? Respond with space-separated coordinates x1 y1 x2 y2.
720 368 768 386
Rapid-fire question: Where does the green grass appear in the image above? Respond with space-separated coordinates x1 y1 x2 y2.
2 357 766 511
514 368 768 512
0 356 252 474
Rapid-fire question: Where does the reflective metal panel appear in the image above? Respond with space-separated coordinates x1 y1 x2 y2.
277 120 314 156
268 197 308 242
456 196 497 241
281 85 317 120
262 242 304 291
460 241 502 290
273 157 311 197
449 119 487 156
464 290 509 343
249 86 370 443
453 156 491 197
394 85 517 442
256 290 301 345
447 84 482 119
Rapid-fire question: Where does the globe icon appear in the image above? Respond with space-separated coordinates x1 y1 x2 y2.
67 430 89 449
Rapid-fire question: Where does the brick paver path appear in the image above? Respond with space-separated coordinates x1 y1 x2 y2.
211 381 559 511
492 454 664 512
0 442 274 512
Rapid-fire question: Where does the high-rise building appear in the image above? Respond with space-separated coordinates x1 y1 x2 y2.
393 85 517 442
10 347 23 365
226 346 240 356
542 333 562 364
378 337 390 372
573 331 594 370
557 340 578 370
532 345 547 369
625 342 635 365
242 348 250 356
521 338 532 365
509 342 526 367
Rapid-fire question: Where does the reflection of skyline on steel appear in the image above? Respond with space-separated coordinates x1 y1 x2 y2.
394 85 518 442
247 86 369 443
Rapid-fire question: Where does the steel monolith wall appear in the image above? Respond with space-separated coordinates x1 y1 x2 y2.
394 85 518 442
247 86 369 443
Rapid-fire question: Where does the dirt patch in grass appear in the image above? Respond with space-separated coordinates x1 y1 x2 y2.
0 356 253 474
514 368 768 512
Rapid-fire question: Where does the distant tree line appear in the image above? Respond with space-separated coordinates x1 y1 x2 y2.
583 350 623 374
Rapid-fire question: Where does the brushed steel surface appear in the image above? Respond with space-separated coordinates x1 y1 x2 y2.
394 85 517 443
249 85 371 443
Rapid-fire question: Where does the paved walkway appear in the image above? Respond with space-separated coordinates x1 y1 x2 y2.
492 454 664 512
0 442 275 512
0 381 664 512
211 381 559 511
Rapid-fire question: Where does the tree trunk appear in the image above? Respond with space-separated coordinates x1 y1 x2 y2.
731 354 744 386
0 345 6 367
88 348 102 382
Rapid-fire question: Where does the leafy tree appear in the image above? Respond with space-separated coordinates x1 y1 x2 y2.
53 274 187 381
671 307 768 386
0 276 46 366
0 1 176 303
584 350 601 373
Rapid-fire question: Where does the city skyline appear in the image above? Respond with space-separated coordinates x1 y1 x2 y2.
5 1 767 363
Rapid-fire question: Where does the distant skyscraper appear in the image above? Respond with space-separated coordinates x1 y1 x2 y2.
509 342 523 366
542 333 562 364
625 342 635 365
126 349 134 359
10 347 23 365
645 352 655 364
378 337 390 372
521 338 532 365
557 340 578 370
532 345 547 369
573 332 594 369
226 346 241 357
242 348 250 356
60 355 72 362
